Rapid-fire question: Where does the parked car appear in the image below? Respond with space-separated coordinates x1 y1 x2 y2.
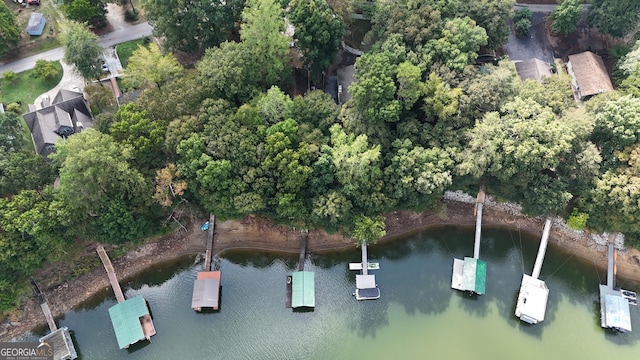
27 0 40 5
101 63 110 73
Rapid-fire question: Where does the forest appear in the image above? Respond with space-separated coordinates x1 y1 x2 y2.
1 0 640 313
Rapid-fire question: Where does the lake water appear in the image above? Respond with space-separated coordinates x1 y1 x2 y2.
26 226 640 359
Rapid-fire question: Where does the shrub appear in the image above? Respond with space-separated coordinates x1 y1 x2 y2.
32 60 59 80
567 208 589 230
124 8 138 22
515 18 532 38
5 102 21 114
514 8 532 23
2 70 17 85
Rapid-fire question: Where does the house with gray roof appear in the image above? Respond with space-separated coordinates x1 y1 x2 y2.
514 58 553 83
23 89 92 157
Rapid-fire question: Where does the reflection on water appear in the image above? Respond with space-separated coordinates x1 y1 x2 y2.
25 226 640 359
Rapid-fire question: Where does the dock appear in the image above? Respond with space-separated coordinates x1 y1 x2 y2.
97 246 156 349
599 244 636 332
97 245 125 303
350 242 380 300
32 280 78 360
515 218 551 324
192 214 222 312
287 230 315 309
451 189 487 295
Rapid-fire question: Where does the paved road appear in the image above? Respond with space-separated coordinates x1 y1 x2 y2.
0 22 152 74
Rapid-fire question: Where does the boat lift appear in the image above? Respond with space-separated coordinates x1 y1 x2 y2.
350 242 380 300
599 243 636 332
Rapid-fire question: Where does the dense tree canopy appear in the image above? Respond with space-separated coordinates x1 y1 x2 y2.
0 3 19 58
588 0 640 38
550 0 582 35
61 0 107 24
142 0 245 53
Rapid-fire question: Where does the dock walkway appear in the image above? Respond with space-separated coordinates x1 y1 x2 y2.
32 280 57 333
297 231 308 271
97 245 125 303
204 214 215 271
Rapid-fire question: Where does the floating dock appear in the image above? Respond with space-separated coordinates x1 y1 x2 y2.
350 242 380 300
32 280 78 360
287 231 315 309
451 189 487 295
192 214 223 312
97 246 156 349
599 244 636 332
515 218 551 324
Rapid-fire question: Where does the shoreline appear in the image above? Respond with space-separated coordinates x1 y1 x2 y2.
2 197 640 340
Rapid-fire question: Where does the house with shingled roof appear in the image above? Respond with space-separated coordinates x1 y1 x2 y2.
23 89 92 158
567 51 614 100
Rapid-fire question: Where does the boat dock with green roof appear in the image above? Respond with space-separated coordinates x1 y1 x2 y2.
287 231 315 309
97 246 156 349
451 189 487 295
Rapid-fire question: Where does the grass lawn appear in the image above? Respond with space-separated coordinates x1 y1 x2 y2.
116 37 150 67
2 0 63 61
0 61 62 154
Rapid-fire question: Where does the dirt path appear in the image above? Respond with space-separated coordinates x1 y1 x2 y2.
2 197 639 340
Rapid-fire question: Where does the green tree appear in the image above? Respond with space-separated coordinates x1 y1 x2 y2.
62 0 107 24
591 95 640 169
0 112 26 152
0 3 19 58
352 214 386 245
384 139 454 211
2 70 17 85
514 8 532 38
50 129 152 243
423 72 462 121
517 75 574 114
122 43 184 91
459 0 515 48
198 41 259 105
288 0 345 81
396 62 425 110
0 152 57 196
350 51 401 123
619 41 640 97
588 0 640 38
32 60 60 80
109 103 167 171
142 0 244 53
240 0 290 88
426 17 488 71
458 97 576 216
84 83 117 113
60 20 104 82
550 0 582 35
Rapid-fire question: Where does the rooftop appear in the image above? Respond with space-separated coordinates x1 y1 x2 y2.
291 271 315 308
567 51 614 98
515 274 549 324
108 295 151 349
191 271 221 310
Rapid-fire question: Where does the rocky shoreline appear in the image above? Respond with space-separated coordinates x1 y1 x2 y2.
2 195 640 340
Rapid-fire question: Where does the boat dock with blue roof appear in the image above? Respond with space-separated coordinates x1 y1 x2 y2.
451 189 487 295
599 243 636 332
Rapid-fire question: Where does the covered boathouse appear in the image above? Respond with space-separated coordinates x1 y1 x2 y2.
599 244 635 332
291 271 315 308
108 295 156 349
452 257 487 295
39 327 77 360
192 270 221 311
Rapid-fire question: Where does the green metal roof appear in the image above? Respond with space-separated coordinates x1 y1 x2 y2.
291 271 315 308
462 257 487 295
108 296 150 349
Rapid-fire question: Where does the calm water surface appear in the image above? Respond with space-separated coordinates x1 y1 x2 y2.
27 226 640 359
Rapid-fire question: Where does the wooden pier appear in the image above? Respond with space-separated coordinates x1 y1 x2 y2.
97 245 125 303
204 214 215 272
350 242 380 300
473 189 485 259
297 231 308 271
287 230 312 308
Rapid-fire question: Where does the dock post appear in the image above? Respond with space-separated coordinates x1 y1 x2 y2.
531 218 552 280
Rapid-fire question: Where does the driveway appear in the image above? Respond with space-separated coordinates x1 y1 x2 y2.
503 11 555 63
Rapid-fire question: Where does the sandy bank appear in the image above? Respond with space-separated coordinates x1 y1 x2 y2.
2 197 639 340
